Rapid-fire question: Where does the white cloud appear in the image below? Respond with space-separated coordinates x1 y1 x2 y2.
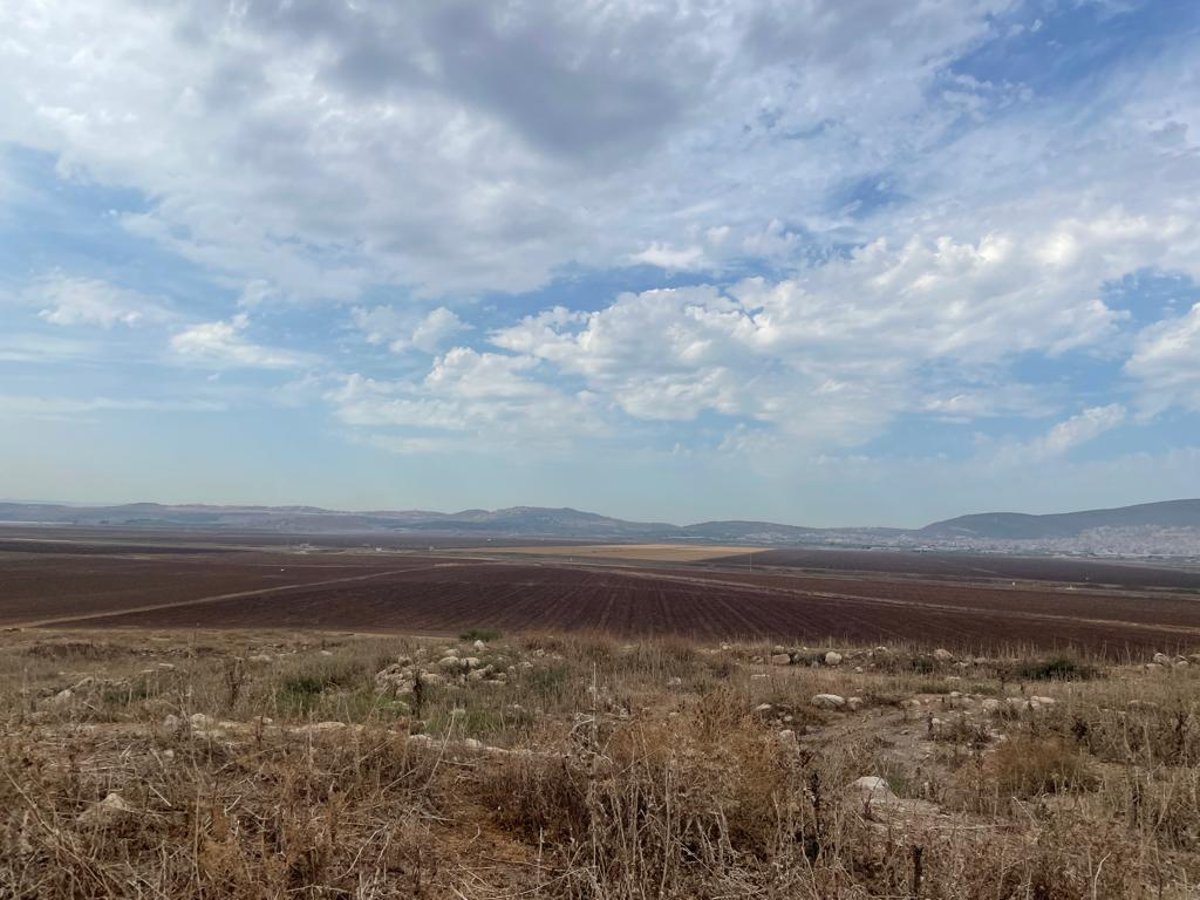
0 0 1021 298
0 394 225 421
1125 303 1200 413
327 348 607 450
170 314 315 370
352 306 468 354
21 273 171 328
491 213 1180 450
629 243 709 270
986 404 1128 467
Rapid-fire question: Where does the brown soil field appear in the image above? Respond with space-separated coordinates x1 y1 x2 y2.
713 547 1200 589
3 536 1199 654
0 551 431 626
468 542 766 562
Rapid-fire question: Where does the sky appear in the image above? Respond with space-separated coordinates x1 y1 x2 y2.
1 0 1199 527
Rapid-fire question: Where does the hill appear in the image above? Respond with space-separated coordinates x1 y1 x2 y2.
920 499 1200 539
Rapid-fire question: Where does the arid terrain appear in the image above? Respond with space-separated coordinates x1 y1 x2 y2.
1 626 1197 898
2 529 1200 897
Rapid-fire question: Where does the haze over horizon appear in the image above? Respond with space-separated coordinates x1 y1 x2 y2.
3 1 1200 527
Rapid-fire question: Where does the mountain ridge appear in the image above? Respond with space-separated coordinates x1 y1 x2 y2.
1 499 1198 550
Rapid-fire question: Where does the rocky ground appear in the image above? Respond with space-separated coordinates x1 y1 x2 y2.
1 628 1198 898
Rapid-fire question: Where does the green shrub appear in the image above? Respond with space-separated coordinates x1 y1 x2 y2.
1017 656 1097 682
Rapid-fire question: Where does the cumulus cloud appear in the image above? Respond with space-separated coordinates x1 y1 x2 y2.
352 305 468 354
327 348 607 451
170 314 315 370
3 0 1200 490
0 0 1026 298
490 214 1176 450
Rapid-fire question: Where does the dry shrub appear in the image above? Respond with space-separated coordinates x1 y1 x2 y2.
985 734 1097 798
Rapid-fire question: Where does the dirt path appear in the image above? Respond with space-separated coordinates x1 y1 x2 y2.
13 563 466 629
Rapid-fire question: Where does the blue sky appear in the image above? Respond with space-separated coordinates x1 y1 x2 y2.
1 0 1199 527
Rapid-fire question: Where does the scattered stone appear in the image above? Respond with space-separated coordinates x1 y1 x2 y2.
163 714 181 729
848 776 894 801
1153 652 1171 666
248 654 273 664
750 673 768 680
50 689 74 706
754 703 774 713
778 729 795 742
811 693 846 710
900 699 922 712
769 653 791 666
319 650 334 657
438 656 463 672
77 792 133 826
473 639 487 651
190 713 215 730
846 696 864 712
980 698 1002 713
824 651 843 667
933 649 954 662
666 676 683 687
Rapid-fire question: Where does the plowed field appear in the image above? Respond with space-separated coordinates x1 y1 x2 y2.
2 537 1199 654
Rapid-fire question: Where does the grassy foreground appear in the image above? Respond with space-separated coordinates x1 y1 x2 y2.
1 628 1198 898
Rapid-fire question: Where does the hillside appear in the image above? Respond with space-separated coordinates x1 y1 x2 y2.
920 499 1200 539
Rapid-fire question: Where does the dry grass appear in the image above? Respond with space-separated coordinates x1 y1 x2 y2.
0 628 1197 897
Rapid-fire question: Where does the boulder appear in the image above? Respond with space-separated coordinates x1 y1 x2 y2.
848 776 895 801
933 648 954 662
473 639 487 651
77 792 133 826
1153 652 1171 666
769 653 791 666
846 696 864 712
50 688 74 706
811 693 846 710
824 651 843 667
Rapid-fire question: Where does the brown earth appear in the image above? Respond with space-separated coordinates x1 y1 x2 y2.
3 538 1198 655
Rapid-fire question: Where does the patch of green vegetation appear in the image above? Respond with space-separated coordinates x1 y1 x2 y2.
460 627 503 642
277 674 329 714
1017 656 1097 682
909 655 937 675
526 665 570 701
100 681 153 706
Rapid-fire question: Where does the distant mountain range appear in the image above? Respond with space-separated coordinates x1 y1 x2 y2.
919 499 1200 540
1 499 1199 557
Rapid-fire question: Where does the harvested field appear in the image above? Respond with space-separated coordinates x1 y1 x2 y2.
712 547 1200 589
0 551 426 626
3 536 1198 654
468 542 766 562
